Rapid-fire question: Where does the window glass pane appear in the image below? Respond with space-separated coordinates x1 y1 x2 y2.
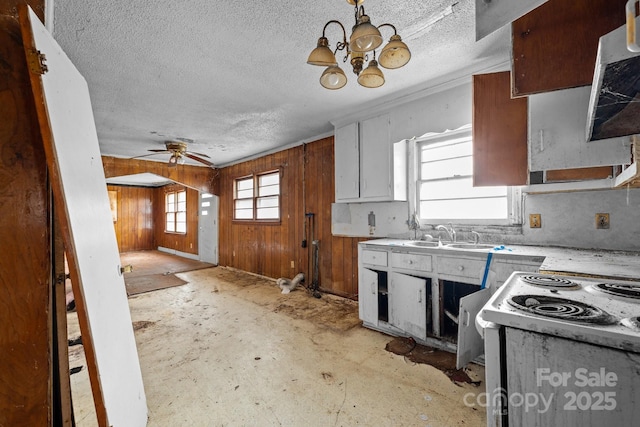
257 207 279 219
259 172 279 187
421 157 472 180
420 178 506 200
177 191 186 202
236 188 254 199
236 178 254 191
166 213 175 231
235 208 253 219
176 212 186 223
235 199 253 209
177 201 186 212
202 193 213 199
202 210 208 216
257 196 279 208
421 139 471 161
420 197 507 220
259 183 280 197
201 201 210 207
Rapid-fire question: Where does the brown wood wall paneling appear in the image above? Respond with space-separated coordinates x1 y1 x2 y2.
107 185 155 252
218 137 361 299
0 1 51 425
154 184 199 255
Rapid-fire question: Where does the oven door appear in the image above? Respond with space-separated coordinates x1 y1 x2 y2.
505 327 640 426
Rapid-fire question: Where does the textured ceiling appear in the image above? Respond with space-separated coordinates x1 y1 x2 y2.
52 0 510 168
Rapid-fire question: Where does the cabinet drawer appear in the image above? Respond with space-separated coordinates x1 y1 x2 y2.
390 252 432 272
438 256 486 280
361 249 388 267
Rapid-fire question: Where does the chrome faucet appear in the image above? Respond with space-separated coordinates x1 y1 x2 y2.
436 224 455 242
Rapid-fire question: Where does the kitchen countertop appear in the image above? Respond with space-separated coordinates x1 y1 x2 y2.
359 239 640 282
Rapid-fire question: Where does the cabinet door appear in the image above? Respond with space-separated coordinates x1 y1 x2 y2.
358 267 378 326
529 86 631 171
389 272 427 340
334 122 359 201
512 0 626 96
456 288 490 369
360 113 392 200
472 72 528 186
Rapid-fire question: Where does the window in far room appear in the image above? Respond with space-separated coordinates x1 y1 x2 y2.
234 170 280 221
166 190 187 233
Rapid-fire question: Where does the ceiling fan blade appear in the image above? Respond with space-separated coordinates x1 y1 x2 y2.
184 153 215 168
148 149 170 153
186 150 210 158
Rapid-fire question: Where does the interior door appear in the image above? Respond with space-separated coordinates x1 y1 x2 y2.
456 288 491 369
389 272 427 340
198 192 218 264
20 6 147 426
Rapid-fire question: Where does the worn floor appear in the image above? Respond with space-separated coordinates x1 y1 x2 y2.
67 264 486 426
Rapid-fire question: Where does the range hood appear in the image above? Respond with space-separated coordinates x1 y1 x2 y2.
587 12 640 141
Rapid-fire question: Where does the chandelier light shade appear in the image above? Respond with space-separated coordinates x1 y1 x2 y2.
307 37 338 66
378 34 411 69
349 14 383 52
307 0 411 90
320 65 348 90
357 58 385 88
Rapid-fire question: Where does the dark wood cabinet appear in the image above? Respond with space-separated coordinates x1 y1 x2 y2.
512 0 627 96
472 71 528 186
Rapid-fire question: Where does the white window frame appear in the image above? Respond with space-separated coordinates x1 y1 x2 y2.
165 189 187 233
413 125 522 226
233 170 281 222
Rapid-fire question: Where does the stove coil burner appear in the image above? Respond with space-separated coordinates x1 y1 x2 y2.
519 275 578 288
594 283 640 299
507 295 616 324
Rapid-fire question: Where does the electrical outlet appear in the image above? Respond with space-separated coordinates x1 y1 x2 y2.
596 213 610 229
290 260 295 269
529 214 541 228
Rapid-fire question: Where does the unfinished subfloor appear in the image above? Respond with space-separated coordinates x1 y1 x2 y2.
67 266 486 426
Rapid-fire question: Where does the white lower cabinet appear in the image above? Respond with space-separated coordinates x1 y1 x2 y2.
389 273 428 340
358 241 544 364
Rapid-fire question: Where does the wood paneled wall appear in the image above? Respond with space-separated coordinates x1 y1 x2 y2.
0 2 51 425
154 184 199 255
107 185 155 252
218 137 365 299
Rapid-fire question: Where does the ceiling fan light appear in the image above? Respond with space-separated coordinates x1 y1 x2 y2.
357 59 384 88
350 15 382 52
378 34 411 69
320 65 347 90
307 37 338 66
168 154 179 166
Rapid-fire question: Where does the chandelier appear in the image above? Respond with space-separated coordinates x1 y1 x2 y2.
307 0 411 90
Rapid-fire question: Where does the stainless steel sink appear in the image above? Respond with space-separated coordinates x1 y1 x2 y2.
406 240 440 247
445 243 498 251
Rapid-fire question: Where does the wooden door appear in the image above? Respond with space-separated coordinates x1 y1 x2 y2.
20 6 147 426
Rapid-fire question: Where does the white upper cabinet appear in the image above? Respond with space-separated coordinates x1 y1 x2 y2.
334 122 359 201
334 113 407 203
528 85 631 171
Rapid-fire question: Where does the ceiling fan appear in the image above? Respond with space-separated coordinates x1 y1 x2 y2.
136 140 215 168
